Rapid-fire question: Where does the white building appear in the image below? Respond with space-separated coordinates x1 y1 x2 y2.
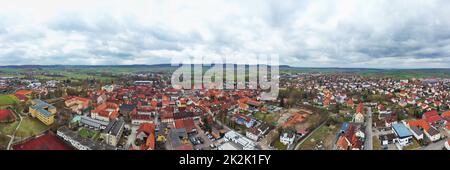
279 130 295 146
223 130 257 150
424 127 441 142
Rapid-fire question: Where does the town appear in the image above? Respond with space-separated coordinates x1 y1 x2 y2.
0 67 449 150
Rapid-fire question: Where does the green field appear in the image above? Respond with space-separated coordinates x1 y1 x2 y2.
297 124 333 150
0 95 20 106
0 121 19 136
15 117 50 138
0 135 10 150
273 139 288 150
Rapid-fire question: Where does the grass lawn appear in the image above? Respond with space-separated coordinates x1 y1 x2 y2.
0 135 10 150
273 139 288 150
373 136 382 150
298 125 333 150
0 121 19 135
264 113 279 123
403 139 421 150
15 117 50 138
254 112 266 121
0 95 19 106
79 128 97 139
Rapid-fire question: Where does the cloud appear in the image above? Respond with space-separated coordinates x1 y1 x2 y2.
0 0 450 68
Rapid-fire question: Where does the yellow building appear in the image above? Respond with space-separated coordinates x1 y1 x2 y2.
29 99 56 125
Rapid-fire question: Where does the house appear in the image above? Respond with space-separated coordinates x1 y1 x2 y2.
160 108 174 123
239 103 249 110
336 124 364 150
136 123 156 150
406 119 429 140
379 133 397 146
119 104 137 116
65 97 90 114
336 135 351 150
246 122 271 141
424 127 441 142
131 114 154 125
174 118 196 134
91 102 119 122
426 115 444 126
101 119 125 146
392 123 413 146
279 129 296 146
378 110 392 120
346 98 354 108
246 127 261 141
97 94 107 104
29 99 56 125
235 114 255 128
353 112 364 123
442 111 450 122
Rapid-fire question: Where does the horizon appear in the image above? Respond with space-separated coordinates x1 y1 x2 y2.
2 64 450 70
1 0 450 68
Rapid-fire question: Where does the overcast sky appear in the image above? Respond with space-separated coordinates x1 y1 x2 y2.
0 0 450 68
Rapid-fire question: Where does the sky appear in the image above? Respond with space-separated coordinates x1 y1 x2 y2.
0 0 450 68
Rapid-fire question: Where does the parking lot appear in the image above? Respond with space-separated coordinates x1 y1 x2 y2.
191 120 214 150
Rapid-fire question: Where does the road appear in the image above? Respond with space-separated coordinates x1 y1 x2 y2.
124 125 138 149
364 106 373 150
420 139 447 150
7 111 23 150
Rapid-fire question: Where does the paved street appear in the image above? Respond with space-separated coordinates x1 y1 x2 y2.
364 106 373 150
420 139 447 150
124 125 138 149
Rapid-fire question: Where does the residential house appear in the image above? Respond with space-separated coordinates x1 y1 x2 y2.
424 126 441 142
279 129 296 146
392 123 413 146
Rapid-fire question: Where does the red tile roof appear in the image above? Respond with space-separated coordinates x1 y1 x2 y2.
423 110 438 119
442 111 450 118
426 115 442 123
407 119 430 131
175 118 196 133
